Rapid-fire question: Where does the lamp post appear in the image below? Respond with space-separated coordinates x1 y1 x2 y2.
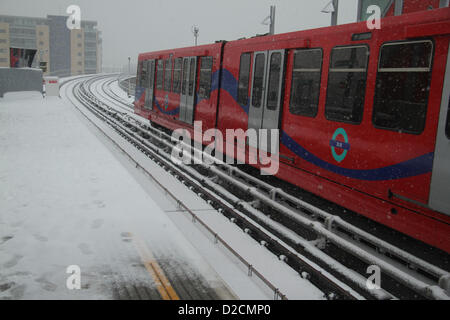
321 0 339 26
261 6 276 35
269 5 276 35
192 25 199 46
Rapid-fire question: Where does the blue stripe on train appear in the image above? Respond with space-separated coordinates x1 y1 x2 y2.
138 69 434 180
220 69 434 181
281 132 434 181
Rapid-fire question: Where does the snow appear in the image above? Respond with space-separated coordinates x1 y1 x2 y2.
0 76 328 300
69 76 326 300
109 78 135 104
0 90 256 299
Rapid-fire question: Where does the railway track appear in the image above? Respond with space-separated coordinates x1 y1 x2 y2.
62 74 450 300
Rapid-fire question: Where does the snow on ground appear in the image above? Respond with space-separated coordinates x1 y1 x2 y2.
77 76 326 300
109 79 135 104
0 90 257 299
0 78 326 300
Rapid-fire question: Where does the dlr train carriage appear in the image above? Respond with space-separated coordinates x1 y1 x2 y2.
134 7 450 253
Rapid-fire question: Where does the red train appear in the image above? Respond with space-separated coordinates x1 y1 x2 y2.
134 6 450 253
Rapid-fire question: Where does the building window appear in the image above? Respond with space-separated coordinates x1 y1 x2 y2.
39 31 44 36
172 58 183 94
198 56 213 99
237 53 251 106
372 40 433 134
156 60 164 90
77 43 82 48
289 48 322 117
77 33 82 38
164 58 172 92
78 52 82 57
0 39 6 43
0 29 5 33
0 58 7 62
325 45 369 124
39 41 44 46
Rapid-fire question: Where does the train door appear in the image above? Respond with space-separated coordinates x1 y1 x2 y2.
144 60 155 110
179 56 197 124
430 42 450 216
248 50 285 153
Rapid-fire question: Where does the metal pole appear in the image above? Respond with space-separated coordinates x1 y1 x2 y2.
331 0 339 26
192 26 199 46
269 5 276 35
357 0 363 22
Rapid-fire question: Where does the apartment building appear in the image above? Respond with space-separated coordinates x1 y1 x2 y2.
0 14 102 76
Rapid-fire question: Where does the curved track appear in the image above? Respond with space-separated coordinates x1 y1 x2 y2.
61 74 450 300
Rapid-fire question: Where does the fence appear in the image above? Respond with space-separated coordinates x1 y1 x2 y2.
0 68 43 97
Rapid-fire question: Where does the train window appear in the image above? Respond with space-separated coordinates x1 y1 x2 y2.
373 40 433 134
156 60 164 90
266 52 282 111
164 59 172 92
289 48 322 117
251 53 266 108
137 61 143 87
147 60 155 90
237 53 251 105
173 58 183 93
199 56 213 99
325 46 368 124
182 59 189 95
141 61 148 88
188 58 196 96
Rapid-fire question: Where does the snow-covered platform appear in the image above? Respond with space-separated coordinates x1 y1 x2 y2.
0 83 326 300
0 91 249 299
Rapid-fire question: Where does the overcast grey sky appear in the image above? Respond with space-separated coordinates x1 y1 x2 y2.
0 0 358 68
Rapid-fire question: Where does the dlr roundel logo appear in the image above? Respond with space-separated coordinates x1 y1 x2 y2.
330 128 350 163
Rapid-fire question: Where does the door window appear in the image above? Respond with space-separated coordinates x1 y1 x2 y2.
266 52 282 111
251 53 266 108
156 60 164 90
237 53 251 105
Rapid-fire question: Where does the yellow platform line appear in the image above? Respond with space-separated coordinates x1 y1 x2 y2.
131 234 180 300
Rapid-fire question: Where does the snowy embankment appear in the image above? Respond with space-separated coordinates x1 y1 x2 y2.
0 78 326 300
0 90 255 299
